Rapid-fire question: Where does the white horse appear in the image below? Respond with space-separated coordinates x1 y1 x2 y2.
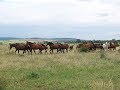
102 42 110 51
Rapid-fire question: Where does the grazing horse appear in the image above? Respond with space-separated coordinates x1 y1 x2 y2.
47 42 61 53
59 44 69 53
9 43 30 54
83 41 96 50
26 41 46 54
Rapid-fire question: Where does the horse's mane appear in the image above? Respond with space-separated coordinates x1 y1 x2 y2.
27 42 34 44
47 42 54 45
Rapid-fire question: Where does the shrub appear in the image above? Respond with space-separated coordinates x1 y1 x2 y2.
79 46 90 52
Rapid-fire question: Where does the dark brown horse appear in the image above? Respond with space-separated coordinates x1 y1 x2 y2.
26 41 47 54
69 45 74 51
94 43 103 50
47 42 61 53
9 43 30 54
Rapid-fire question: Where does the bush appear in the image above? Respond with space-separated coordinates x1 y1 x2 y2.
79 46 90 52
27 72 39 79
0 42 3 45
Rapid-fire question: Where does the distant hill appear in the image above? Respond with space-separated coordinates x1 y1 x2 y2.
0 37 20 40
0 37 77 42
26 38 77 42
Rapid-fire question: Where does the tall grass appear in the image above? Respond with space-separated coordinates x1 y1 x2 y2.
0 44 120 90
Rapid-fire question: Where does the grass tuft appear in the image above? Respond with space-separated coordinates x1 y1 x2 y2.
26 71 39 79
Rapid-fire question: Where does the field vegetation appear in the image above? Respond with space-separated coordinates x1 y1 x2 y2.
0 41 120 90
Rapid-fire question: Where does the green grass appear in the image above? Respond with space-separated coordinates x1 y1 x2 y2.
0 44 120 90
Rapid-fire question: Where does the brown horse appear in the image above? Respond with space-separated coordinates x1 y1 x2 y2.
83 41 96 50
59 44 69 53
26 41 47 54
9 43 30 54
39 44 48 53
47 42 61 53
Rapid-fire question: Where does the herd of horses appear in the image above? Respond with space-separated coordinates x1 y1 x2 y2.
9 41 119 54
76 41 119 51
9 41 70 54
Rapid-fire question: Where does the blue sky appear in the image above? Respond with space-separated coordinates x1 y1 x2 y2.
0 0 120 40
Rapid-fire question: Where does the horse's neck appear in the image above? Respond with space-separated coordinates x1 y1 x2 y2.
13 44 17 47
42 44 45 46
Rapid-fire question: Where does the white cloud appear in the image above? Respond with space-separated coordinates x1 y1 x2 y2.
0 0 120 26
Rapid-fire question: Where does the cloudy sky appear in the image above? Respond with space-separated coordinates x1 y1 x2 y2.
0 0 120 40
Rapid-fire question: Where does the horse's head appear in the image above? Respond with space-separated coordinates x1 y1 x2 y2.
26 41 33 45
9 43 16 50
41 44 48 49
47 42 54 46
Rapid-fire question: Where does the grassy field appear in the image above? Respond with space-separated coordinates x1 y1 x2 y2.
0 43 120 90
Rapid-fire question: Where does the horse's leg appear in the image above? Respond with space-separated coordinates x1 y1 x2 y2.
61 49 63 53
59 49 62 53
30 49 32 55
38 49 41 54
18 50 19 54
57 49 58 53
50 49 53 53
62 49 65 53
58 49 60 53
45 49 47 53
27 50 29 54
34 49 36 54
23 50 25 54
39 50 42 54
59 49 61 53
113 47 115 51
15 49 17 54
66 49 68 53
50 49 51 53
23 50 26 54
52 49 53 53
62 49 64 53
60 49 62 53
